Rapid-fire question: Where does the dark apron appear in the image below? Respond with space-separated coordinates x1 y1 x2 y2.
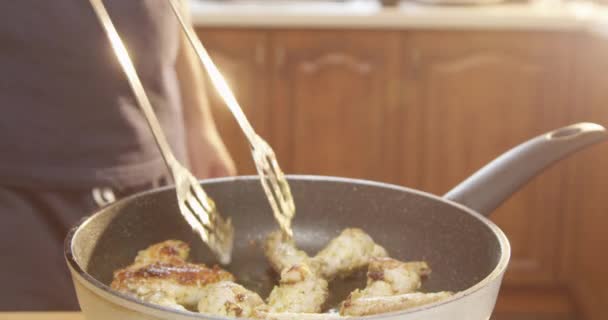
0 0 184 311
0 176 169 311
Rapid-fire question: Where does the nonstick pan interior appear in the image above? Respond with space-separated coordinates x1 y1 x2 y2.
70 176 505 310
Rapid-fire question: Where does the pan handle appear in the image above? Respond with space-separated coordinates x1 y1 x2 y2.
443 123 607 217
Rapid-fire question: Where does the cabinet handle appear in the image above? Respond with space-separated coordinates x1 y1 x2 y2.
275 46 286 68
255 42 265 66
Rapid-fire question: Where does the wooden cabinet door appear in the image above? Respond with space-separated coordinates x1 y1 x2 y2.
562 34 608 319
271 31 401 183
195 29 269 175
400 32 572 286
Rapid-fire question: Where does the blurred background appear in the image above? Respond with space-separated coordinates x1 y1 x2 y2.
192 0 608 319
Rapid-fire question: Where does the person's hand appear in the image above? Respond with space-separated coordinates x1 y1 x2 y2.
188 127 237 179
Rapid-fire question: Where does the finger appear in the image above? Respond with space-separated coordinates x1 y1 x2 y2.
209 162 235 178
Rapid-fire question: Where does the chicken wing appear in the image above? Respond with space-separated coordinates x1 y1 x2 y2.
340 257 451 316
266 264 329 313
115 234 452 319
340 292 453 316
264 230 313 273
131 240 190 267
358 258 430 297
264 228 388 280
195 278 339 320
312 228 388 279
197 281 265 318
111 240 234 309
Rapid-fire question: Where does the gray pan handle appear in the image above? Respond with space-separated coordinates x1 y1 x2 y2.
444 123 607 216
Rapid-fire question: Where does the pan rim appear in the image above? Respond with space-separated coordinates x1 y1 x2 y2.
65 174 511 319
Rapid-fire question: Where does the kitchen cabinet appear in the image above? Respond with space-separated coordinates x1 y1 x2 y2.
399 31 572 286
195 29 270 175
271 31 401 183
562 33 608 320
194 27 604 319
197 29 572 286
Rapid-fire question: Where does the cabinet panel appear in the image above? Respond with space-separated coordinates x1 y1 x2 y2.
563 34 608 320
271 31 401 183
401 32 572 285
195 29 269 175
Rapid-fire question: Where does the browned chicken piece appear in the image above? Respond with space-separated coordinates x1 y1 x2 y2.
264 228 388 280
266 264 329 314
264 230 312 273
197 281 266 318
111 240 234 309
357 258 430 297
340 257 451 316
261 232 331 315
116 237 448 318
131 240 190 267
255 311 347 320
340 292 453 316
194 278 340 320
311 228 388 279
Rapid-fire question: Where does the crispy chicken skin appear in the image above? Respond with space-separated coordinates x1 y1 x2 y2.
266 264 329 313
131 240 190 267
312 228 388 279
340 257 451 316
197 281 265 318
111 240 234 309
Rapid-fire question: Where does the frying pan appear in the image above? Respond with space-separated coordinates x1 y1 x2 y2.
65 122 606 320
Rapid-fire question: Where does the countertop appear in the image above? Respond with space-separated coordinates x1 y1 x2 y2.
190 0 608 33
0 313 83 320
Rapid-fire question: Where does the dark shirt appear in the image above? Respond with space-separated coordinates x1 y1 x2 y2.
0 0 187 189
